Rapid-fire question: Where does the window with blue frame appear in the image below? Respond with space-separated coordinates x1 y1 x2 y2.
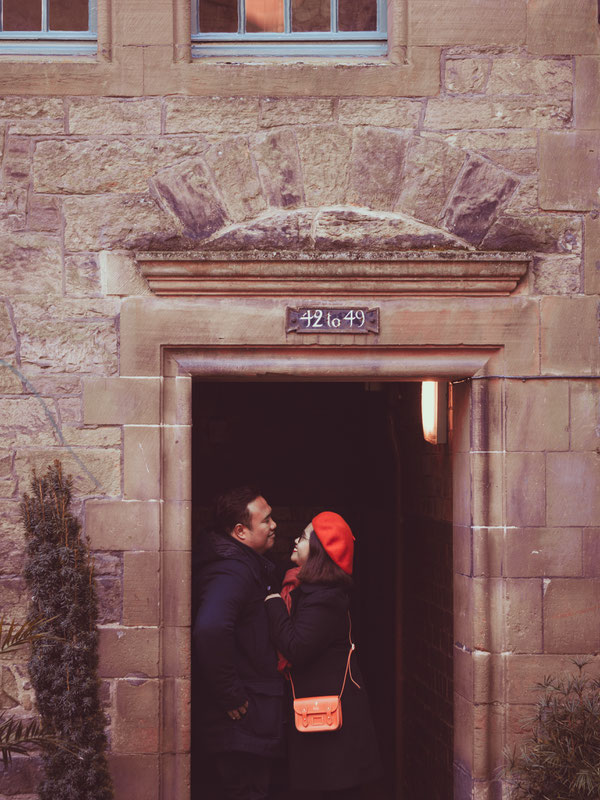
191 0 387 56
0 0 96 54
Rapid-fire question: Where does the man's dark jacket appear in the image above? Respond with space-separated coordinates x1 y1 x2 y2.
192 532 284 757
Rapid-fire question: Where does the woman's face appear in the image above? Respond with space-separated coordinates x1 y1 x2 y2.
291 523 312 567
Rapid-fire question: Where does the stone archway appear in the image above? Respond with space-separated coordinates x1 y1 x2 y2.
61 125 581 284
139 128 578 261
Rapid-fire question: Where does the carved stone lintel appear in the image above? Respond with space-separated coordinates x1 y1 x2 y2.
136 250 530 297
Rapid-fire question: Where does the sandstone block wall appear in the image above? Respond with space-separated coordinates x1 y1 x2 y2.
0 0 599 798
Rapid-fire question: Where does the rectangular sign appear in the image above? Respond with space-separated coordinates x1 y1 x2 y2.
286 307 380 334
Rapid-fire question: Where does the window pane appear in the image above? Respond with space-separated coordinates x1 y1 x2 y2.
199 0 237 33
246 0 283 32
292 0 329 32
2 0 41 31
338 0 376 31
49 0 88 30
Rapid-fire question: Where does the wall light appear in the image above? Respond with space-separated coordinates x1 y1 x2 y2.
421 381 448 445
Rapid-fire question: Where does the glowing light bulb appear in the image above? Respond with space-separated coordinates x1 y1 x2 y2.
421 381 447 444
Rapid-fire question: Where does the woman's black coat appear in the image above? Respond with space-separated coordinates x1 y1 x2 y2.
265 582 381 791
192 532 284 757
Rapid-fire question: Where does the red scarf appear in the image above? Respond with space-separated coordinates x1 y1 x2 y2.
277 567 300 673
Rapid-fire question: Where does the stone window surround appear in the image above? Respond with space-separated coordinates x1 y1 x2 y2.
80 249 598 799
0 0 440 96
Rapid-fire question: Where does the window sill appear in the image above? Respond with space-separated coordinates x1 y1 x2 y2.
149 44 440 97
191 41 388 58
0 42 439 97
0 41 97 56
0 44 143 95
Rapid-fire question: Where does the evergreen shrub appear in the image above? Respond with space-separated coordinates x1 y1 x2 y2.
21 460 113 800
506 659 600 800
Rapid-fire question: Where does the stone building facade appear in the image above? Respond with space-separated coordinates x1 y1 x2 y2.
0 0 599 798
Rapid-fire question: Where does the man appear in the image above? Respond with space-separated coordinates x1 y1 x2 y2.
193 487 283 800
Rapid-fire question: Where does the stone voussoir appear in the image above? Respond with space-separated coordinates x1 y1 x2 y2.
395 136 466 227
348 127 409 211
250 128 304 209
151 158 229 240
295 124 352 207
205 137 266 223
441 156 519 245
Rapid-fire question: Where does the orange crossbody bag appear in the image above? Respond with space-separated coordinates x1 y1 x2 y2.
289 613 359 733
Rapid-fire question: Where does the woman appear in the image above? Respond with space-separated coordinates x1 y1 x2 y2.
264 511 382 798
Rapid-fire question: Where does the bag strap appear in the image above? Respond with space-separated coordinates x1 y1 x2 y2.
289 611 360 701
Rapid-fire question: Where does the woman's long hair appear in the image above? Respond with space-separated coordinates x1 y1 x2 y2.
298 529 353 589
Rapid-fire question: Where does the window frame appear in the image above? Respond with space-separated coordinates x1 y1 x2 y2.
191 0 387 57
0 0 97 55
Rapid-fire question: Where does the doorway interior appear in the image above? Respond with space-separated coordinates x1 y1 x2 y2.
190 380 454 800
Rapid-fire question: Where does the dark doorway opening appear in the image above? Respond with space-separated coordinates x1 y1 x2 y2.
191 381 453 800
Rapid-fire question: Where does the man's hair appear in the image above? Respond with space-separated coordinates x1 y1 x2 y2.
214 486 262 536
298 529 353 589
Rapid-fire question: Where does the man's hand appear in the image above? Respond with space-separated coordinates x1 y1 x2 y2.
227 700 248 721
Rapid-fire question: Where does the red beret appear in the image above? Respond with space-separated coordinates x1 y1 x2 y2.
312 511 355 575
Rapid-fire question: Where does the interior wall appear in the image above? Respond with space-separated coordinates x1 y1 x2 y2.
392 384 454 800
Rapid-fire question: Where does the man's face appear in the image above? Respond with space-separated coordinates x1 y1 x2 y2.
237 496 276 554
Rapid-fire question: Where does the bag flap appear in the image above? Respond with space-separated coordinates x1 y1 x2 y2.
293 695 340 714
